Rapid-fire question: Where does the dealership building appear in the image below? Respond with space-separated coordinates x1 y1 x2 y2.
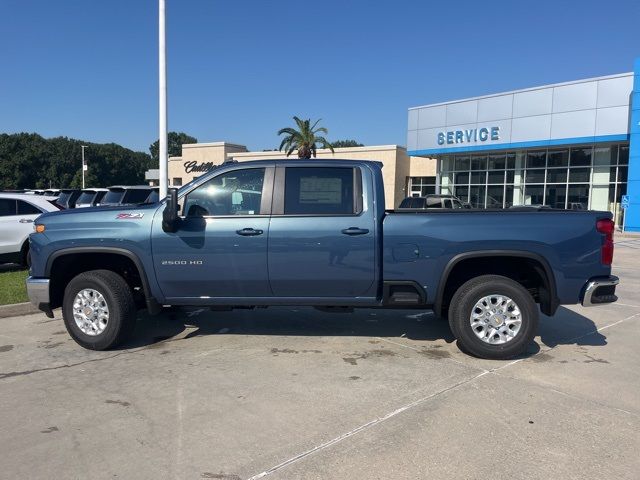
407 58 640 230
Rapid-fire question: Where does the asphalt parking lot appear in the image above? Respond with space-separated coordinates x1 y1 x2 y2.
1 239 639 480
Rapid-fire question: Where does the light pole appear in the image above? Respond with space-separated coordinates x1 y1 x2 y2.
158 0 168 199
81 145 88 189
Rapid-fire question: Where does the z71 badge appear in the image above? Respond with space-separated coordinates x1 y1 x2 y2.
116 213 144 219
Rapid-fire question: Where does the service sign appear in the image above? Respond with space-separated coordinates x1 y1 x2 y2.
437 126 500 146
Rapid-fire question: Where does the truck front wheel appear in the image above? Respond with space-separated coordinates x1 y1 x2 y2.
448 275 538 359
62 270 137 350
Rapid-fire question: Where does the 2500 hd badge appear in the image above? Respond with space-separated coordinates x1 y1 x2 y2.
161 260 204 266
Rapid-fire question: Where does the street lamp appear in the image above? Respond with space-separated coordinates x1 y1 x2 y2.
81 145 88 189
158 0 168 199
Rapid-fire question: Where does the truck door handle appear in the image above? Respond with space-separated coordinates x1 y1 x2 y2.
236 228 263 236
19 218 34 224
341 227 369 236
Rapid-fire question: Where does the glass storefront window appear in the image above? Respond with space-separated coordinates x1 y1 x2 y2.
486 186 504 208
618 166 628 183
506 170 515 183
567 184 589 209
470 171 486 184
594 146 616 166
438 144 627 212
524 185 544 205
455 156 470 171
619 146 629 165
470 156 487 170
545 185 567 209
488 154 506 170
546 169 568 183
487 170 505 184
407 176 436 197
570 147 592 166
526 151 546 168
469 186 486 208
547 150 569 167
569 168 590 183
454 172 470 184
525 169 545 183
505 186 515 207
455 186 469 202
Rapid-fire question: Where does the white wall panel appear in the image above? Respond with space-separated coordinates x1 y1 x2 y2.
552 82 597 112
477 94 513 122
551 110 597 138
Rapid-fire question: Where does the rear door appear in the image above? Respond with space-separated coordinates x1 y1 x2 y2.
267 165 377 299
0 199 41 256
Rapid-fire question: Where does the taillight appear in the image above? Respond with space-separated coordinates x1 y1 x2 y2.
596 218 614 265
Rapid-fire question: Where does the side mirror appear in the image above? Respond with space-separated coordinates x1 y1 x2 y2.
162 188 181 233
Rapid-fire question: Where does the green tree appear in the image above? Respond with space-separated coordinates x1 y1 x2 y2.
331 139 363 148
277 117 334 159
149 132 197 163
0 133 153 190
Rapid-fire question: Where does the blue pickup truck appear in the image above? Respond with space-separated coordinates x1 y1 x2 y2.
26 160 619 359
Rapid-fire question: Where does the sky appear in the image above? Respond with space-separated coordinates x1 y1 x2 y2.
1 0 639 154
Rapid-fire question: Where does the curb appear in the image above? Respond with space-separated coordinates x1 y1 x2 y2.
0 302 42 319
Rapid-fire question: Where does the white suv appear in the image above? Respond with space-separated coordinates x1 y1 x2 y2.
0 193 61 266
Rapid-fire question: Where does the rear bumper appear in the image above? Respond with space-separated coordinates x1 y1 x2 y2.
581 275 619 307
26 277 54 318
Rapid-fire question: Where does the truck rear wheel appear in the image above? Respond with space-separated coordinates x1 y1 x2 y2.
62 270 137 350
448 275 538 359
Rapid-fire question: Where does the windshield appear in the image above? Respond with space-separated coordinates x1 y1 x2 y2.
56 192 71 204
102 190 125 204
122 189 152 204
76 192 96 204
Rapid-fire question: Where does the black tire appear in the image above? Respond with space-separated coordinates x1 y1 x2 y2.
62 270 137 350
448 275 538 359
20 242 30 268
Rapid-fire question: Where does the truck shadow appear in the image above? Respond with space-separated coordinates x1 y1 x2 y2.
122 305 607 356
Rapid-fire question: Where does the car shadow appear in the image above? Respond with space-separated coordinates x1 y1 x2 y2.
120 304 607 356
0 263 26 273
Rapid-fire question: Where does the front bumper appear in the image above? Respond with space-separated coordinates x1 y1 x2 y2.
581 275 619 307
26 277 54 318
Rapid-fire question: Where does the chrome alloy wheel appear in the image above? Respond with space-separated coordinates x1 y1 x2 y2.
72 289 109 336
470 294 522 345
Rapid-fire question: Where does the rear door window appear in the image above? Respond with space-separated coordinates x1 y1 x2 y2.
426 197 443 208
76 192 96 204
0 199 16 216
123 189 152 204
17 200 42 215
102 190 125 204
284 167 356 215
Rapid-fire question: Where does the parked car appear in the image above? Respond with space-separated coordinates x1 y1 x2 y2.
399 194 466 209
27 160 618 359
56 189 82 209
97 186 158 206
75 188 109 208
0 193 61 266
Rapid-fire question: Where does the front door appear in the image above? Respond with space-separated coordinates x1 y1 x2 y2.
151 166 273 300
267 165 377 299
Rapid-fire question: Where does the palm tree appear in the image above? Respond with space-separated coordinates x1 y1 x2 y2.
277 116 334 159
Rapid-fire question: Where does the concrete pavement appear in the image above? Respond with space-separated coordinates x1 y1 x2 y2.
0 240 639 479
